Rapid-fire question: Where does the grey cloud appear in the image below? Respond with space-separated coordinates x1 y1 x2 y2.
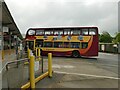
5 1 118 36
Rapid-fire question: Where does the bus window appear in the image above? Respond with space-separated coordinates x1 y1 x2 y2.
36 30 44 35
89 29 96 35
54 31 58 35
28 30 35 35
45 31 53 35
70 42 80 48
82 29 88 35
54 42 63 48
27 41 34 50
71 29 80 35
64 29 71 35
50 31 53 34
59 31 63 35
64 42 69 48
36 39 43 47
45 31 50 35
44 42 52 47
54 31 63 35
82 42 88 49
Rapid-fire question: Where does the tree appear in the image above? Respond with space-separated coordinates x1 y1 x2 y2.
99 31 112 43
114 32 120 43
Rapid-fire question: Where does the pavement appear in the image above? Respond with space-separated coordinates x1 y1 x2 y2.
36 73 118 88
1 49 27 89
2 49 17 67
1 52 119 89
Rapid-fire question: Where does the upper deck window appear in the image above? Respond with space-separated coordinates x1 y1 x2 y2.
71 29 80 35
36 30 44 35
28 30 35 35
82 29 88 35
45 31 53 35
64 29 71 35
89 29 96 35
54 31 63 35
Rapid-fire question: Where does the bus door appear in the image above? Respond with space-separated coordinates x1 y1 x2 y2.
26 40 34 50
36 39 43 47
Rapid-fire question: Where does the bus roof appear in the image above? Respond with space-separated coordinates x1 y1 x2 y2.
28 26 98 30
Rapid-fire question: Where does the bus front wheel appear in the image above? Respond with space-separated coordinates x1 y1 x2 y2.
72 51 80 58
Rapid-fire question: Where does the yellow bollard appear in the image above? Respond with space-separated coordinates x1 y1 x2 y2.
38 48 41 60
21 82 30 90
28 48 30 59
21 53 53 89
30 55 35 89
21 72 49 89
48 53 52 78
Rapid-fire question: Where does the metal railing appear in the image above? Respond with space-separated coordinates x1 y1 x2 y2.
21 53 52 89
1 47 52 89
0 58 29 73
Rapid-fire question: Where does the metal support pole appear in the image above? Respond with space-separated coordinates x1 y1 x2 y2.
38 48 40 60
9 32 11 55
28 48 30 59
41 57 43 73
36 48 37 57
48 53 52 78
6 65 10 90
16 37 18 59
30 55 35 89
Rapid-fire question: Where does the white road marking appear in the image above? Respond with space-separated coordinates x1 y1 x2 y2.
52 64 75 69
81 61 118 67
99 53 118 56
54 71 119 80
52 65 61 69
96 64 118 67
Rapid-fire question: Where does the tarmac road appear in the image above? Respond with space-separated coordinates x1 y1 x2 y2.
38 52 119 88
43 52 118 75
80 52 118 74
1 52 119 89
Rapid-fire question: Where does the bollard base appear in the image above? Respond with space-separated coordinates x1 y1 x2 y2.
48 76 52 78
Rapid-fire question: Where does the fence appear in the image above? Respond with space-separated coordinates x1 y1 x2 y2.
2 58 29 89
21 48 52 89
99 43 119 54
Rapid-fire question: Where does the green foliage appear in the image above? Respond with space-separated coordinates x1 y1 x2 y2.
113 32 120 43
99 31 112 43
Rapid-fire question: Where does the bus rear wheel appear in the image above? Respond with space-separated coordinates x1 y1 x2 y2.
72 51 80 58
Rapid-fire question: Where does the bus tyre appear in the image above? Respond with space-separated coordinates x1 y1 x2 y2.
72 51 80 58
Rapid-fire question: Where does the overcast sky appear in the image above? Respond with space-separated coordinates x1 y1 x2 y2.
5 0 119 36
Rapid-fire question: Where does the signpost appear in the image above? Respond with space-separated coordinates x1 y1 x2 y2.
3 27 9 32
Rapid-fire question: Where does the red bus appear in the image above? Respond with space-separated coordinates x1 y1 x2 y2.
25 26 98 57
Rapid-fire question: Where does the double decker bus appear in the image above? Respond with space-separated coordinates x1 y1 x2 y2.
25 26 98 57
